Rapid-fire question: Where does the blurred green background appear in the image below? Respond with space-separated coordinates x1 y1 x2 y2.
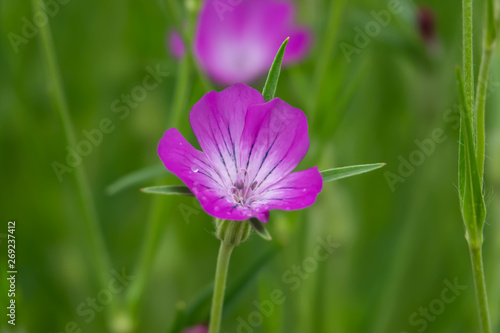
1 0 499 332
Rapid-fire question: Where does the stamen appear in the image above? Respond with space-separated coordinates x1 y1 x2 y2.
229 168 259 206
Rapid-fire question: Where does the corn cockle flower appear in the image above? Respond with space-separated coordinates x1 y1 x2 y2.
194 0 311 85
158 84 322 222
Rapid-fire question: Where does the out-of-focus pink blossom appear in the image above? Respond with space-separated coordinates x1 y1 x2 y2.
194 0 311 85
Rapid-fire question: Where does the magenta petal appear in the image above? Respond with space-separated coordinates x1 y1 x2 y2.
158 129 255 221
158 128 225 198
189 84 265 188
255 167 323 211
238 98 310 190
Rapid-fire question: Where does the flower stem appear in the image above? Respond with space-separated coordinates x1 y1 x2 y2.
171 55 191 127
475 45 494 180
469 245 492 333
462 0 475 120
475 0 497 181
208 242 234 333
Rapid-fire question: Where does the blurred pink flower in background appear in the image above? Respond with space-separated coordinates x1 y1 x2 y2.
194 0 311 85
182 324 208 333
169 30 186 59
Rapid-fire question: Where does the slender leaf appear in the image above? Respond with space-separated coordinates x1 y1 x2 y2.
456 68 486 241
249 218 272 241
141 185 193 196
262 38 289 102
106 164 168 195
321 163 386 183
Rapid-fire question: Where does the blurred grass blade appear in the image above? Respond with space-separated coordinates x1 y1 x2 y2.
106 164 168 195
216 244 280 320
321 163 386 183
262 37 289 102
249 218 272 241
141 185 193 196
457 68 486 240
168 245 280 332
310 0 347 116
32 0 113 297
167 302 187 333
486 0 497 45
318 58 369 139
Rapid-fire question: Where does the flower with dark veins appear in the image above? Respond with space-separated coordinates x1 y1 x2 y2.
158 84 322 222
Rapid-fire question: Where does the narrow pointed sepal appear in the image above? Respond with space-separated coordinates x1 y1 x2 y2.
140 185 194 196
249 218 272 241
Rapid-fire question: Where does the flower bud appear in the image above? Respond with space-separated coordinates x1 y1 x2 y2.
215 219 251 247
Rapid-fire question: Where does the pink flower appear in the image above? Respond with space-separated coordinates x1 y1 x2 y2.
158 84 322 222
182 324 208 333
194 0 311 85
168 30 186 59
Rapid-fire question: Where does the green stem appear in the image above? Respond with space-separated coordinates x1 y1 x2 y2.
125 1 198 314
125 41 192 316
475 0 497 181
125 196 167 315
171 55 192 127
208 242 234 333
33 0 112 293
469 245 492 333
475 46 494 180
463 0 475 122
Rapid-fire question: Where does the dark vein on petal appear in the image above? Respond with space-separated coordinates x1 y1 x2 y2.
208 120 233 183
258 159 283 188
197 170 217 183
245 140 256 170
228 124 238 171
187 151 225 185
271 186 297 190
252 134 279 184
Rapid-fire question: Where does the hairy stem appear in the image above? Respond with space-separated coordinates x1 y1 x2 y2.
475 46 494 180
463 0 475 122
475 0 497 180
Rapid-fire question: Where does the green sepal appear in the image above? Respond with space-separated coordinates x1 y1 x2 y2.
262 37 289 102
140 185 193 196
249 218 272 241
321 163 385 183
